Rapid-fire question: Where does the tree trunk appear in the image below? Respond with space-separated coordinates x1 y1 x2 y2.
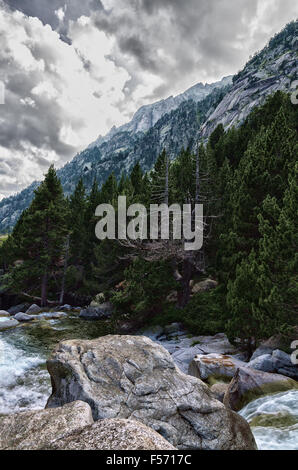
177 257 192 308
41 271 48 307
59 235 70 305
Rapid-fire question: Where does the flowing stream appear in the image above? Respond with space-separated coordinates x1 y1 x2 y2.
0 315 297 450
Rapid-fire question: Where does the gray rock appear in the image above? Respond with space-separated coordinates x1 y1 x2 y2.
163 322 183 336
248 354 275 373
14 312 35 322
189 353 297 410
272 349 298 380
45 419 176 450
250 346 274 361
60 304 72 311
191 279 218 294
8 303 30 316
0 319 19 331
0 401 93 450
25 304 42 315
46 335 257 450
0 310 9 317
79 302 113 320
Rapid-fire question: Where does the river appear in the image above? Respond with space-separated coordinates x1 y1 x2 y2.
0 315 297 450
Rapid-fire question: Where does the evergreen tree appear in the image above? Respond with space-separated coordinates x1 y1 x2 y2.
69 178 87 266
9 166 67 306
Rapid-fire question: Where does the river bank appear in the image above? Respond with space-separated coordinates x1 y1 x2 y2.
0 311 297 449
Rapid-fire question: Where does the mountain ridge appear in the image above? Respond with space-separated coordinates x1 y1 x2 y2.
0 21 297 234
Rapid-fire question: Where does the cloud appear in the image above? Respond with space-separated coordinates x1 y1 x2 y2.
3 0 104 42
0 2 129 197
0 0 297 198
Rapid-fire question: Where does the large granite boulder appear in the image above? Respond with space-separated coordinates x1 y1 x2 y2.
79 302 113 320
0 401 93 450
46 335 256 450
189 353 297 410
45 419 176 450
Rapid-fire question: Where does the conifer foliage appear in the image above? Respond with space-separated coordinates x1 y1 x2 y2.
0 91 297 348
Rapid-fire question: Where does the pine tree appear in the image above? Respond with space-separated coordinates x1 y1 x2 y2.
9 166 68 306
69 178 87 266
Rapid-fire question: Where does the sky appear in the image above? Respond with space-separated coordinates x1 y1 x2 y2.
0 0 297 199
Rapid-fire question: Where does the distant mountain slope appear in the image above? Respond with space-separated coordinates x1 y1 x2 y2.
0 21 297 234
89 76 232 148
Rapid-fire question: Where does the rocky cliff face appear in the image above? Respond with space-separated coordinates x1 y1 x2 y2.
201 22 297 137
0 21 297 234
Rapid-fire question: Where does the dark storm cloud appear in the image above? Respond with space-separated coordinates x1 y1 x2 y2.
118 35 159 73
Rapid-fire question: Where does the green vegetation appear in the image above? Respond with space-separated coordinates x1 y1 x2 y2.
0 91 297 351
0 235 8 247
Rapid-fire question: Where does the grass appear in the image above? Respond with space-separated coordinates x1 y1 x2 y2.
0 234 8 247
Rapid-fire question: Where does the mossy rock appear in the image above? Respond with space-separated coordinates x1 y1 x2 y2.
250 412 297 428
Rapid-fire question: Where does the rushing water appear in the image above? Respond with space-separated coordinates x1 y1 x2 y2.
0 315 297 450
0 315 113 415
240 390 298 450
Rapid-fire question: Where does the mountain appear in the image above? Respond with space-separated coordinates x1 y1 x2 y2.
89 76 232 147
0 21 297 234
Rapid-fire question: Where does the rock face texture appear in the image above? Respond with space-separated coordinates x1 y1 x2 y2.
201 23 297 138
189 353 297 410
0 401 93 450
45 419 176 451
46 335 257 450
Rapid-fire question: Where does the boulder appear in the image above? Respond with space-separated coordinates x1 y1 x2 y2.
0 310 9 317
191 279 218 294
248 354 275 373
14 312 35 322
251 328 298 360
272 349 298 380
0 318 19 331
46 335 257 450
170 334 237 374
79 302 113 320
45 419 176 450
189 353 297 410
7 303 30 316
0 401 93 450
25 304 42 315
